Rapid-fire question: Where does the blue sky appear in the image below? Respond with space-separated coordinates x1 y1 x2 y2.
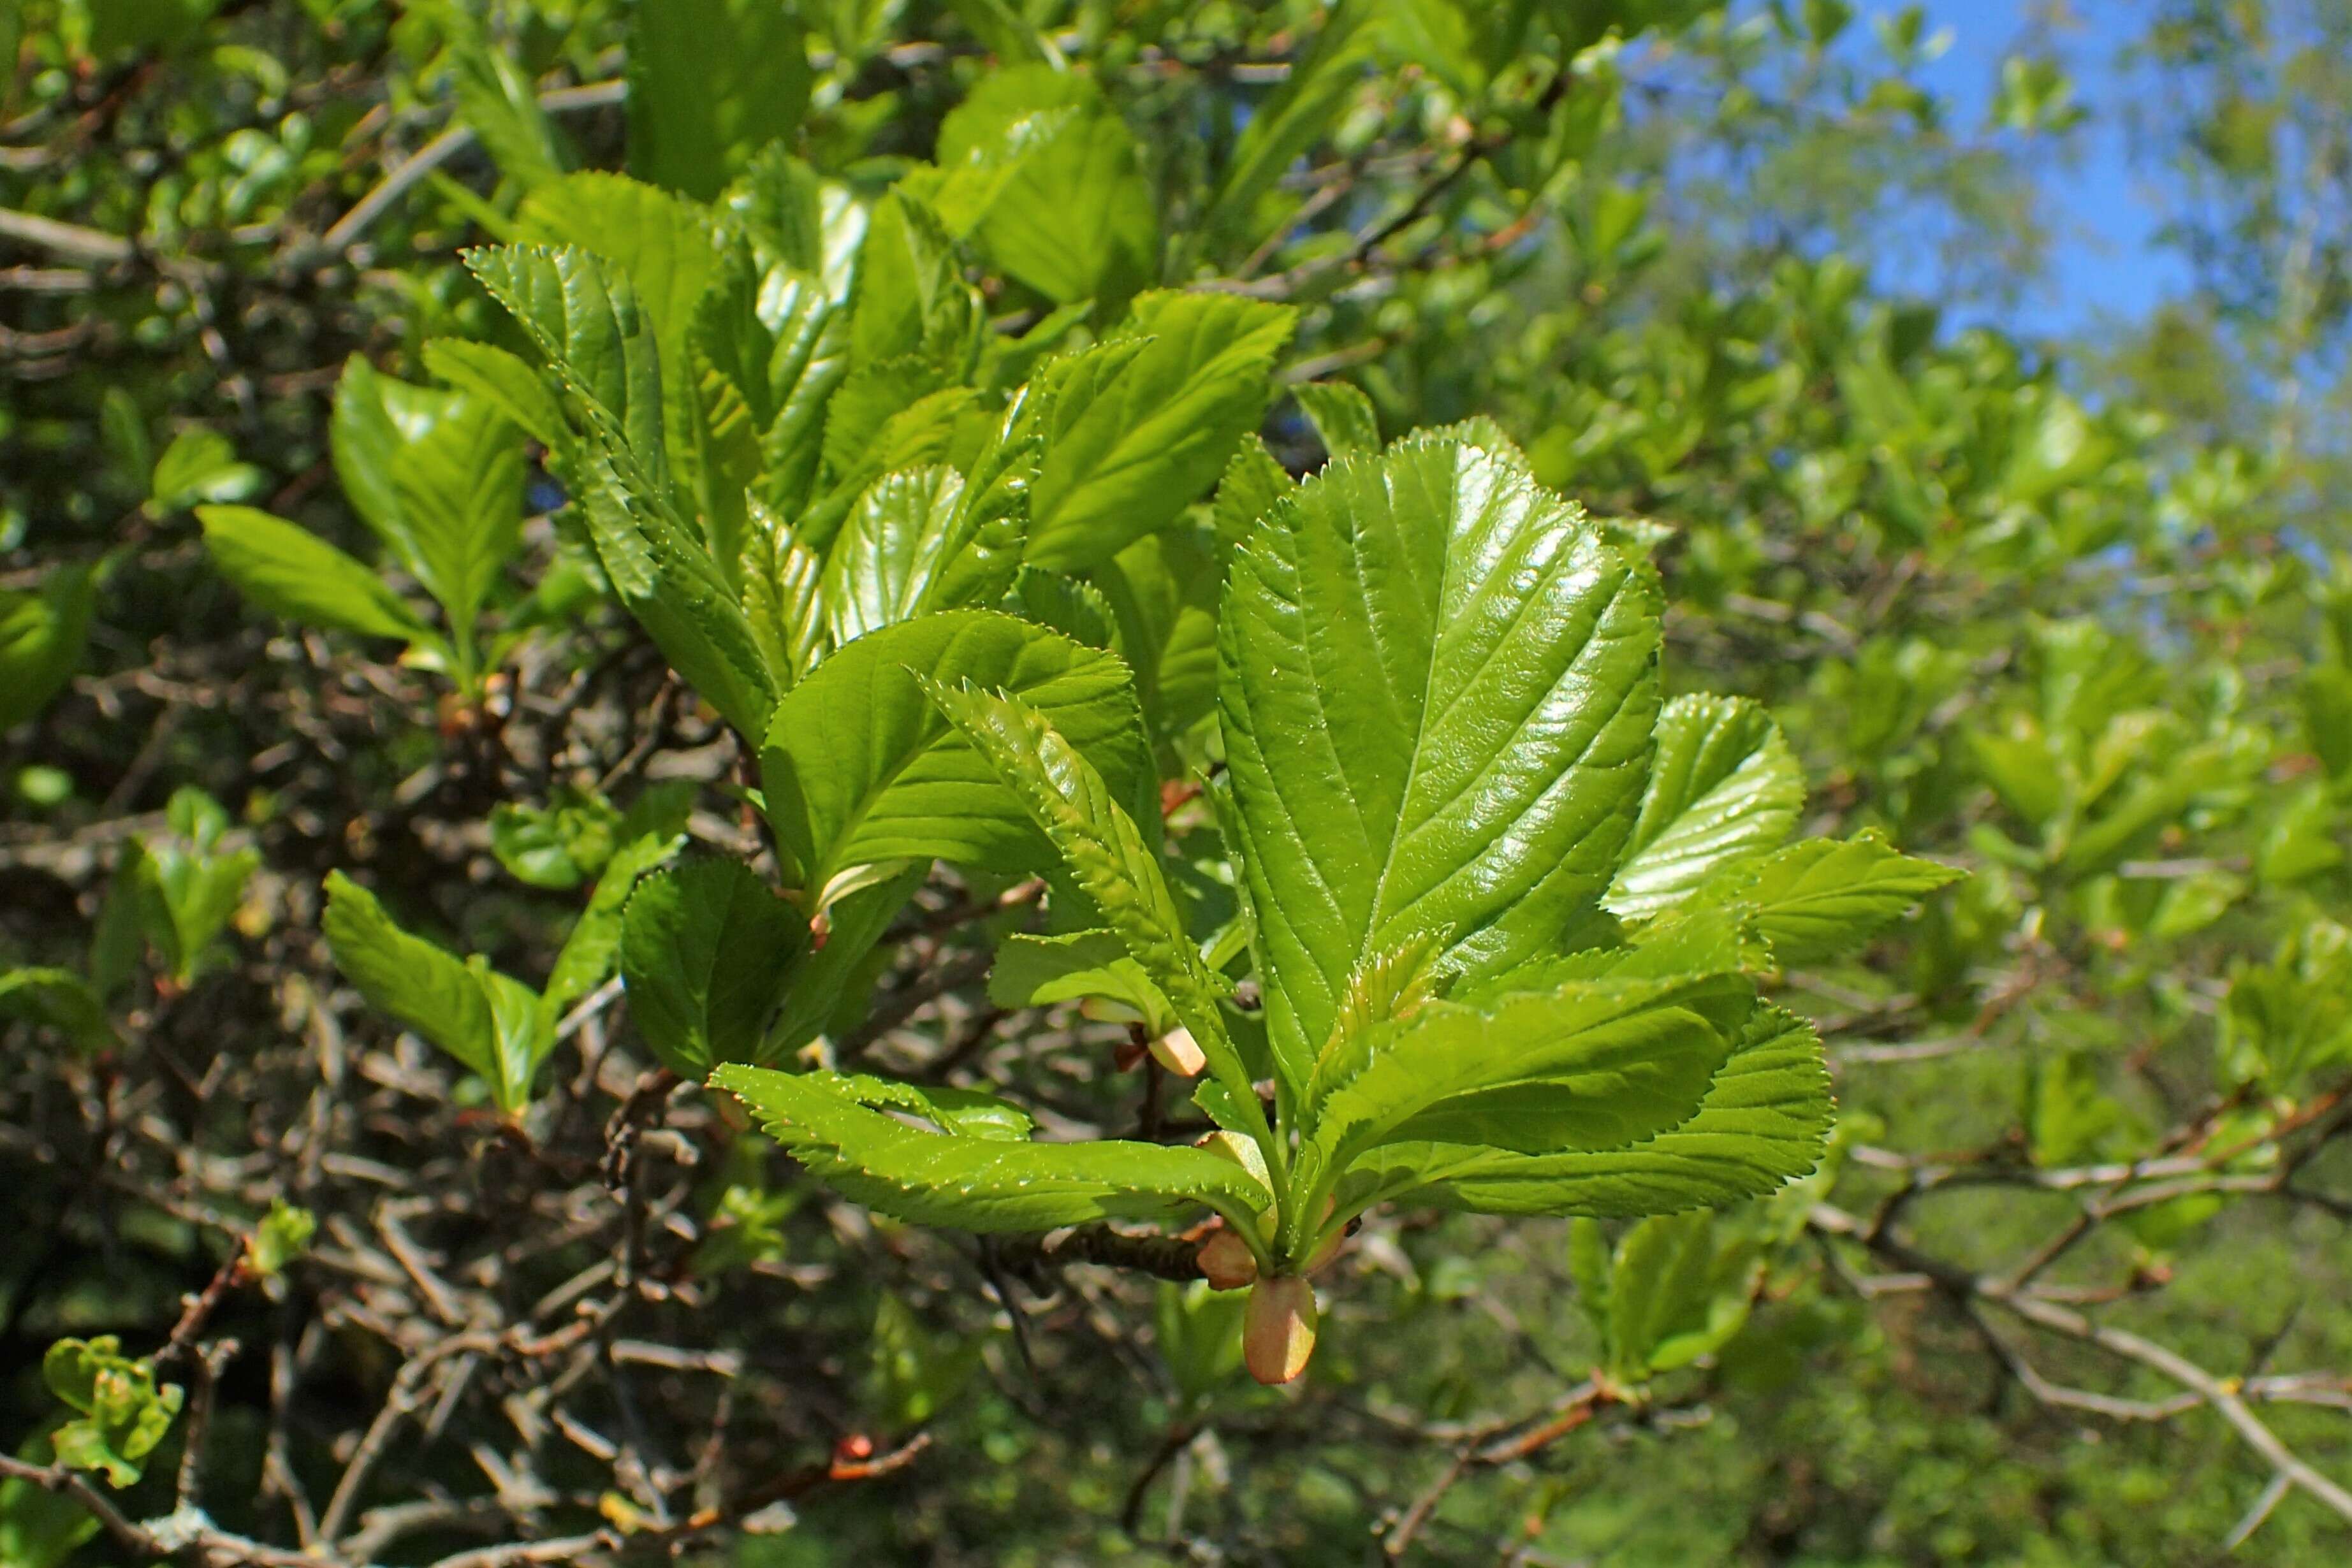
1901 0 2197 334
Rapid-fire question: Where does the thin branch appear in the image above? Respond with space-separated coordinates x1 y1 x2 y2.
1811 1203 2352 1528
0 205 135 265
314 80 625 256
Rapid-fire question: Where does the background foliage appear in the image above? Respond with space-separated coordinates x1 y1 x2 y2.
3 0 2351 1563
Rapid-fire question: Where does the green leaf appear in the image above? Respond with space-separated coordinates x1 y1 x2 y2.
1731 832 1962 965
765 862 926 1057
323 873 495 1077
518 173 724 526
1606 1210 1721 1379
723 144 829 278
988 929 1176 1034
625 0 811 201
937 67 1157 309
576 426 781 738
474 964 552 1117
1567 1217 1612 1346
710 1063 1269 1233
1211 433 1293 553
1301 975 1751 1199
2223 922 2352 1089
331 358 523 653
472 242 779 738
421 338 571 449
2063 737 2242 875
1361 1006 1834 1217
489 785 622 890
147 426 261 515
943 0 1065 66
871 1292 986 1426
198 505 430 642
923 681 1266 1112
620 859 808 1077
1024 293 1296 572
0 968 117 1057
2258 782 2343 887
1093 523 1223 742
692 249 849 530
816 379 975 524
2302 662 2352 780
1292 380 1380 458
761 609 1147 897
815 1070 1038 1140
247 1198 316 1279
0 563 97 734
541 823 687 1022
1605 695 1805 922
1219 431 1662 1111
1002 565 1118 651
849 189 981 374
518 173 720 391
1969 722 2067 828
41 1337 182 1490
465 242 664 471
1 1434 101 1567
143 789 258 985
821 465 1022 648
91 843 160 1001
741 498 829 686
1156 1281 1249 1406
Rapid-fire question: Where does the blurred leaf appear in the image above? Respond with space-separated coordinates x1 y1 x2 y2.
871 1293 986 1426
41 1337 180 1489
148 426 260 515
247 1199 316 1278
626 0 812 201
439 2 565 189
937 66 1156 309
1156 1280 1249 1406
0 1434 100 1567
0 563 97 734
331 359 524 657
1292 380 1380 458
198 505 430 643
2256 783 2342 887
490 787 623 892
1195 1 1378 251
0 968 116 1057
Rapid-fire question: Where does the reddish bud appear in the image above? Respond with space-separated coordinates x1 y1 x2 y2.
1244 1276 1318 1385
1197 1228 1259 1291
